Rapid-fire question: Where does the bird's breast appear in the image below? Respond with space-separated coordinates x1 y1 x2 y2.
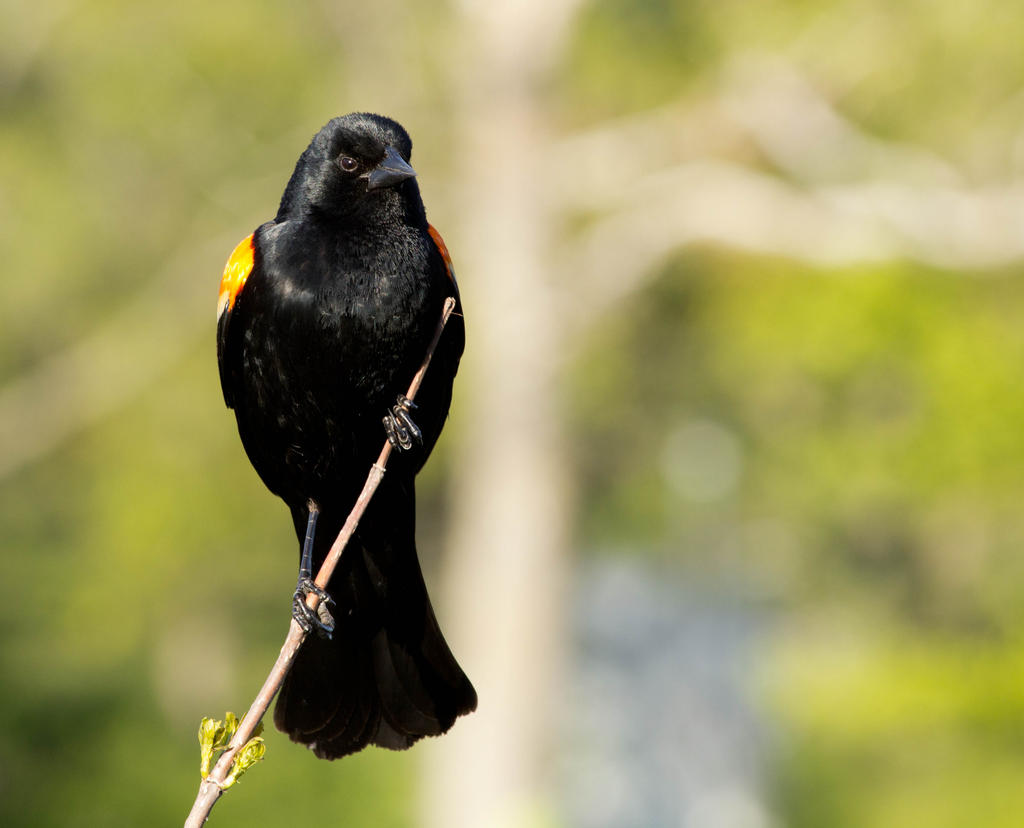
253 229 437 406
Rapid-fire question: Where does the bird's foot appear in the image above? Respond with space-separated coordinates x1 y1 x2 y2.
292 578 335 639
383 394 422 451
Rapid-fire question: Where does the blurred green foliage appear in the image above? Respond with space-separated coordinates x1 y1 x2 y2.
0 1 425 824
3 0 1024 825
572 251 1024 822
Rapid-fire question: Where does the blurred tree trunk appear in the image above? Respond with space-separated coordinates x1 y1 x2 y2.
419 2 583 826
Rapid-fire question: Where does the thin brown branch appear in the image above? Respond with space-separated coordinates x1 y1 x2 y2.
184 296 458 828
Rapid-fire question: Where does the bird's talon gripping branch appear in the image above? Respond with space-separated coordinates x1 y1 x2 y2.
383 394 422 451
292 578 335 639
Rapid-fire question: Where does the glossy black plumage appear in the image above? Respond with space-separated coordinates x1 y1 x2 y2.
217 113 475 759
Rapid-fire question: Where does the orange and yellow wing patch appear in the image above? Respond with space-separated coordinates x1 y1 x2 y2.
427 224 457 288
217 233 255 318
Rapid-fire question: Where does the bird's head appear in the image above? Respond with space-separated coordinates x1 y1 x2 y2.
276 113 421 222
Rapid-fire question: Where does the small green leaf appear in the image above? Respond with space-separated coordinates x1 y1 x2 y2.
222 711 239 744
223 737 266 789
198 717 224 779
198 712 248 778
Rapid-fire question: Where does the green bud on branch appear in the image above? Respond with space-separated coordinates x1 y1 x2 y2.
222 737 266 789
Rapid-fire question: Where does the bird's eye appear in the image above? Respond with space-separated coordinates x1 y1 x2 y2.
339 156 359 172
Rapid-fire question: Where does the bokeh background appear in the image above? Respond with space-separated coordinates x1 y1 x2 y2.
3 1 1024 826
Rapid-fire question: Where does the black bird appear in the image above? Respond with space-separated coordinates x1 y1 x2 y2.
216 113 476 759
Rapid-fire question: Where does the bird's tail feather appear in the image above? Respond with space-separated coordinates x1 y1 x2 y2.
274 492 476 759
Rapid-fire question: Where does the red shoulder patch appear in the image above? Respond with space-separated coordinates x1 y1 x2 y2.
217 233 255 317
427 224 457 288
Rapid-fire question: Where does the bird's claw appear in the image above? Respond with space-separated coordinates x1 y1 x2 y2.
383 394 422 451
292 577 335 639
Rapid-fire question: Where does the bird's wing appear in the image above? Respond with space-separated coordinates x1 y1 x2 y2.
216 232 256 409
427 224 458 292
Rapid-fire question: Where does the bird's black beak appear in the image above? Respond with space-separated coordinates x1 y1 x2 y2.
367 146 416 190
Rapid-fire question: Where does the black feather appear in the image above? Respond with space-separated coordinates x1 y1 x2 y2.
219 114 475 759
